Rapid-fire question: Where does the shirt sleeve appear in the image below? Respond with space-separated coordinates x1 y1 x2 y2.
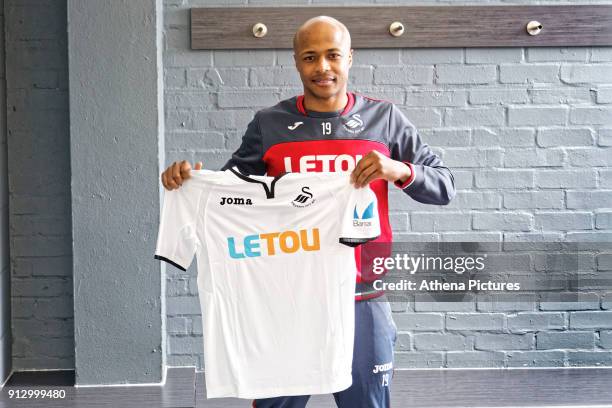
154 182 203 271
338 182 381 248
220 112 267 176
388 103 456 205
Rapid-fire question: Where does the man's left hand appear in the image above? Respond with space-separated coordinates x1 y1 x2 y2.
350 150 411 188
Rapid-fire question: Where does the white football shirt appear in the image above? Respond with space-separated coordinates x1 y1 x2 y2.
154 168 380 399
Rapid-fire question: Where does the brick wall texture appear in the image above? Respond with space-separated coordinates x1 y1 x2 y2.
5 0 73 370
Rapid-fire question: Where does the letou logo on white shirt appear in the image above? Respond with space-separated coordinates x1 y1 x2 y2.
227 228 320 259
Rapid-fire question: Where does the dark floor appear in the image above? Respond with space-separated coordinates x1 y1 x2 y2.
1 367 612 407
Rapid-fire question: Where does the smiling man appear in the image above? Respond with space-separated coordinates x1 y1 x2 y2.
161 15 455 408
292 17 352 113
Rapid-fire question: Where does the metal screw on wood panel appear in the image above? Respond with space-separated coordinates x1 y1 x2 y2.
526 21 543 36
389 21 405 37
253 23 268 38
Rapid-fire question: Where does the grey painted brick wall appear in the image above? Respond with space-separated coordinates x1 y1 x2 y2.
160 0 612 370
5 0 73 370
0 0 11 383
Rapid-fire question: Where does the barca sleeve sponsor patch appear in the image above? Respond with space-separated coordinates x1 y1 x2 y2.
337 179 381 247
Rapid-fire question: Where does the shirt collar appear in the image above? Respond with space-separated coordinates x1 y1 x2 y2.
296 92 355 118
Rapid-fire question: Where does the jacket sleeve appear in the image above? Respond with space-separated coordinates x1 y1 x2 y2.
388 104 456 205
220 112 267 176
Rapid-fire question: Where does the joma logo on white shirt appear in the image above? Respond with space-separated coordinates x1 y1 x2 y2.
283 154 363 172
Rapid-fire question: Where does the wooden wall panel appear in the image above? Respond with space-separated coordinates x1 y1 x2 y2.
191 5 612 49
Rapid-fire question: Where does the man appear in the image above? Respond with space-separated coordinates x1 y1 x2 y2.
161 16 455 408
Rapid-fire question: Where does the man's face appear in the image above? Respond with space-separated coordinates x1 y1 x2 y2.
294 23 353 102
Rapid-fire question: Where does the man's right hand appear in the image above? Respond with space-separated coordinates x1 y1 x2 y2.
161 160 203 191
